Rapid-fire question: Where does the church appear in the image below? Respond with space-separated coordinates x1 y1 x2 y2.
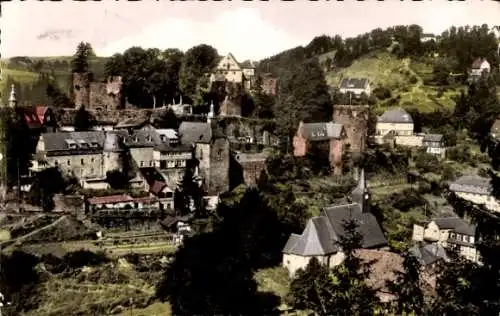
282 170 388 277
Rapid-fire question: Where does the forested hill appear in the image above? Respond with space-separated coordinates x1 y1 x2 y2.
257 24 499 79
257 24 500 117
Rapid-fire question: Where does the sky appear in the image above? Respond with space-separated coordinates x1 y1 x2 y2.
1 1 500 61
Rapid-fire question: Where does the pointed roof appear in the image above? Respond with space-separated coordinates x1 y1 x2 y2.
282 217 338 256
8 84 17 107
351 169 366 199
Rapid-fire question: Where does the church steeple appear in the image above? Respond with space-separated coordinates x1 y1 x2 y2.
8 84 17 108
350 169 370 213
207 100 215 124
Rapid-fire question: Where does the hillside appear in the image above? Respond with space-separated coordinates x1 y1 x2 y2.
0 56 109 104
323 51 465 114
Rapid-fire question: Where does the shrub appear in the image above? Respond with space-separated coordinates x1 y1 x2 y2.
373 86 392 100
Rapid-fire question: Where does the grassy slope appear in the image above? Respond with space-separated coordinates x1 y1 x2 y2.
324 51 465 114
0 56 108 100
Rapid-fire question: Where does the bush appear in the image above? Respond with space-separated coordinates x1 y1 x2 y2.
62 250 108 269
373 86 392 100
446 145 472 163
414 150 439 174
409 76 418 84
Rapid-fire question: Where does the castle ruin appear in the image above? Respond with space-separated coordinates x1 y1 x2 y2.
73 73 124 111
333 104 370 157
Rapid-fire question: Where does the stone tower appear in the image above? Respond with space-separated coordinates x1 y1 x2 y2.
105 76 124 110
207 123 230 195
103 132 124 172
333 104 370 158
73 72 90 109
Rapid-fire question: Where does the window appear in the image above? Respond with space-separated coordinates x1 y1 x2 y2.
54 160 58 166
140 161 144 167
149 161 153 167
81 158 84 165
67 160 71 166
90 167 94 174
91 158 95 163
464 236 469 243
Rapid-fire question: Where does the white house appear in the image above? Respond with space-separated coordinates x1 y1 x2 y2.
338 78 372 97
449 175 500 213
412 216 480 263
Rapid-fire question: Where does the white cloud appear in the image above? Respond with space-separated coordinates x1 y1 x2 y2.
100 8 304 61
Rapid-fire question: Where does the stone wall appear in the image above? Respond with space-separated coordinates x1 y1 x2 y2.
73 72 124 110
333 104 369 156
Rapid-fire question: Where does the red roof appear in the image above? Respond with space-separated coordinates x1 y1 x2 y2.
87 194 133 205
149 181 167 195
133 196 158 204
35 105 49 123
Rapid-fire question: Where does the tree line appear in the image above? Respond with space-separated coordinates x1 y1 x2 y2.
259 24 499 79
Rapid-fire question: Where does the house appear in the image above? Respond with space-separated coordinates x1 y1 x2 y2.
376 108 414 137
422 134 446 158
409 243 448 269
139 167 175 210
282 170 388 277
471 58 491 77
115 116 150 131
490 118 500 140
449 175 500 213
233 151 269 187
31 131 111 188
209 53 256 89
178 112 230 195
86 194 135 212
412 216 480 263
293 121 347 175
259 73 278 96
421 33 436 43
338 78 372 97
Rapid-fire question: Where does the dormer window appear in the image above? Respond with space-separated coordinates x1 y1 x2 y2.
134 136 139 143
146 135 152 142
160 135 167 142
65 139 77 149
77 140 88 148
90 142 99 148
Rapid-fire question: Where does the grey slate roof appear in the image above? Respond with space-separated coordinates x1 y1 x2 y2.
423 134 443 143
283 169 387 257
449 175 491 195
321 204 388 249
378 108 413 124
432 216 476 236
302 122 344 141
41 131 106 156
339 78 369 90
115 117 149 129
123 125 190 152
409 243 448 266
282 217 339 256
178 121 226 145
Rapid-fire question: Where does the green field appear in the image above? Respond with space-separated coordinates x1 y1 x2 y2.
325 52 464 113
0 56 108 103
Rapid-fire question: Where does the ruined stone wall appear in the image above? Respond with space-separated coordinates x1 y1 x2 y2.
333 104 369 155
89 76 124 111
218 82 243 117
239 160 266 186
73 73 90 109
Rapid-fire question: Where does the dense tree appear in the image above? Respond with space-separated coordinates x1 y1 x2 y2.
104 47 184 108
274 59 331 142
387 252 425 315
287 258 335 315
26 167 66 211
71 42 94 73
156 188 281 315
179 44 219 105
73 106 94 131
